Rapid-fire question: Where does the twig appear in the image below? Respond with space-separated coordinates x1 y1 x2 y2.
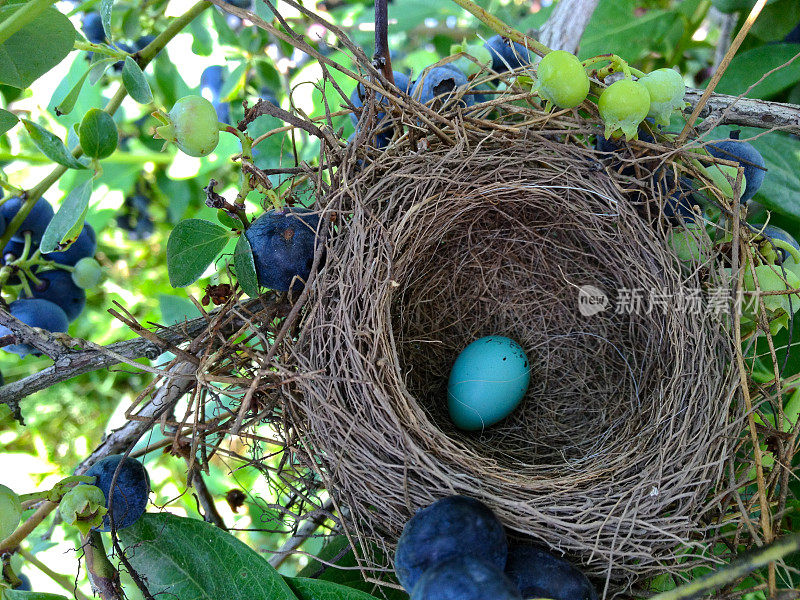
267 497 335 568
190 465 227 530
678 0 769 143
0 307 69 360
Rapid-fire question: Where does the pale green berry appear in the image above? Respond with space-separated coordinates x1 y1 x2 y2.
72 257 104 289
638 68 686 127
743 264 800 334
156 95 220 157
534 50 590 109
450 42 493 77
598 79 651 141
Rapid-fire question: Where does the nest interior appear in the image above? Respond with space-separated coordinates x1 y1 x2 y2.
284 116 744 588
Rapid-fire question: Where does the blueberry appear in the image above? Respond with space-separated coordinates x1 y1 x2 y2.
411 556 521 600
0 299 69 357
484 34 530 72
84 454 150 531
30 269 86 321
758 224 800 265
43 224 96 266
201 66 225 98
394 495 507 592
652 172 702 224
411 66 472 109
706 137 765 201
0 197 54 244
350 71 411 127
0 210 5 237
82 12 106 44
15 573 31 591
111 42 136 72
785 21 800 43
134 35 156 52
225 0 253 7
213 99 231 125
504 543 597 600
244 208 321 292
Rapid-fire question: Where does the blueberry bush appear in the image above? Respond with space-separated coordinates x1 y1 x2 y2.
1 0 800 598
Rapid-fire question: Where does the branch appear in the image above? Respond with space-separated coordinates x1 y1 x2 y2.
0 307 69 360
0 316 208 418
268 497 335 568
684 89 800 134
538 0 600 54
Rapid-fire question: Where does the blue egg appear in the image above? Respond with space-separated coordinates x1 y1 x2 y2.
447 336 530 431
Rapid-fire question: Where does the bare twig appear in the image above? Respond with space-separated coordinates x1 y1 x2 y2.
267 497 335 568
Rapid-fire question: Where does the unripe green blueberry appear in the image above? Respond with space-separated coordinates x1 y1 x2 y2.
79 108 119 159
534 50 589 109
638 68 686 127
156 95 220 157
743 264 800 334
59 485 107 536
598 79 651 141
72 257 104 289
0 483 22 539
449 42 493 77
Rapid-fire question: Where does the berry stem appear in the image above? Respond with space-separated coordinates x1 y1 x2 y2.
448 0 551 57
73 41 127 59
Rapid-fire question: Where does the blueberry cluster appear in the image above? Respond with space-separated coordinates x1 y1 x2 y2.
348 35 531 151
394 496 597 600
0 197 99 357
81 12 156 72
84 454 150 531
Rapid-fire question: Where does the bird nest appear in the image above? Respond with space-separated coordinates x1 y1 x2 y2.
273 84 751 590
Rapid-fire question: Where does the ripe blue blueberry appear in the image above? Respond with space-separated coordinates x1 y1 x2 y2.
350 71 411 127
43 224 96 266
0 299 69 357
225 0 253 7
134 35 156 52
706 137 765 201
653 172 702 224
111 42 136 72
504 543 597 600
244 207 321 292
84 454 150 531
484 34 530 72
14 573 31 591
201 66 225 97
0 197 54 243
82 12 106 44
411 66 472 108
394 495 507 592
30 269 86 321
411 556 521 600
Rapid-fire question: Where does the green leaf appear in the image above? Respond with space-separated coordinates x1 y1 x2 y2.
40 178 92 253
219 61 247 102
54 68 92 116
121 57 152 104
298 536 408 600
21 119 86 170
166 219 231 287
190 17 213 56
0 107 18 135
99 0 113 41
749 132 800 219
118 513 297 600
716 44 800 99
285 578 381 600
234 234 260 298
579 4 677 63
3 591 70 600
0 6 76 89
88 57 115 86
749 0 800 41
